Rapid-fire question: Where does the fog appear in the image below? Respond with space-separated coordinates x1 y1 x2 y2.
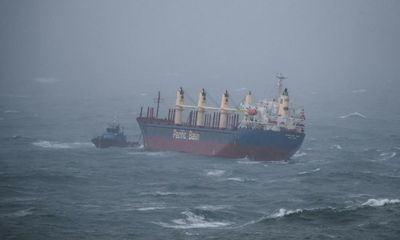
1 0 399 121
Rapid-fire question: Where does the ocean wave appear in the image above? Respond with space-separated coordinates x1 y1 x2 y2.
4 135 36 141
139 191 189 197
361 198 400 207
195 205 231 211
137 206 166 211
339 112 366 119
4 110 20 114
270 208 304 218
237 160 260 164
239 198 400 228
0 197 38 203
206 170 225 177
2 208 34 218
127 151 168 157
298 168 320 175
225 177 256 183
155 210 231 229
269 198 400 219
379 152 397 160
32 140 92 149
292 151 307 159
226 177 244 182
332 144 342 150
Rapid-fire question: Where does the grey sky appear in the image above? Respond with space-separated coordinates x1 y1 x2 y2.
1 0 399 117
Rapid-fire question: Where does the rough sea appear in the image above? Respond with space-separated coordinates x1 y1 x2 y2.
1 92 400 240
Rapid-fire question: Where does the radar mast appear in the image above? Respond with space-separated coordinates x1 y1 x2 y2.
276 73 287 97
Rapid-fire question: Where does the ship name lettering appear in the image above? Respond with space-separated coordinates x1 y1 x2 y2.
172 129 187 140
172 129 200 141
188 131 200 141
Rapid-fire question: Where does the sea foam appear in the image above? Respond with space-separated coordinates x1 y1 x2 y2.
292 151 307 159
379 152 397 160
155 210 231 229
32 140 92 149
206 170 225 177
339 112 366 119
298 168 320 175
270 208 303 218
137 206 166 211
361 198 400 207
332 144 342 150
195 205 230 211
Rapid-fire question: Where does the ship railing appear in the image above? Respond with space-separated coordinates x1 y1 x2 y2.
238 120 304 133
138 106 241 130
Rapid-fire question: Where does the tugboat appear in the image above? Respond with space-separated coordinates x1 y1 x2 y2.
92 122 139 148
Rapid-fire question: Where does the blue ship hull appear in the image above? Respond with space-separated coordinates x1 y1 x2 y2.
137 118 305 161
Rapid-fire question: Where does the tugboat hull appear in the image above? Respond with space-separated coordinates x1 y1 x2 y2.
91 137 136 148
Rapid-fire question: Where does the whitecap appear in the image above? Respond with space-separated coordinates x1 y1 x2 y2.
298 168 320 175
155 210 231 229
339 112 366 119
270 208 303 218
361 198 400 207
137 207 166 211
379 152 396 160
206 170 225 177
195 205 230 211
332 144 342 150
226 177 244 182
33 140 71 149
139 191 189 197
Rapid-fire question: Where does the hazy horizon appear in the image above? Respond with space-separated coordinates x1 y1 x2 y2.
1 0 399 119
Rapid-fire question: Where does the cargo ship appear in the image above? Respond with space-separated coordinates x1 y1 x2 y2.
137 75 305 160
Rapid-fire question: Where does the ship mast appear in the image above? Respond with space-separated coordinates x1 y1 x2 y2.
276 73 287 97
156 91 160 118
154 91 163 118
